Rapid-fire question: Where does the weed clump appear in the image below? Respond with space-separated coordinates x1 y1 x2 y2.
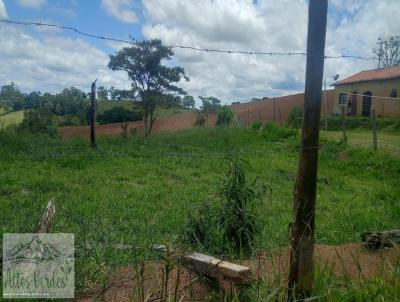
261 123 297 141
181 157 267 256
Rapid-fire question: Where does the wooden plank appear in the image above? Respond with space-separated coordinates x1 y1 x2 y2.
152 245 251 284
185 252 251 283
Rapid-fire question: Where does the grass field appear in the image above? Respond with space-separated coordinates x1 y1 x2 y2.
0 126 399 300
322 130 400 155
0 109 24 127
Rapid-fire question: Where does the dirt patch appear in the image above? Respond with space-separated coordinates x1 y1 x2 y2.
76 243 399 301
59 112 213 139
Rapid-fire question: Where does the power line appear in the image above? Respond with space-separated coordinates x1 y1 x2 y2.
0 19 378 61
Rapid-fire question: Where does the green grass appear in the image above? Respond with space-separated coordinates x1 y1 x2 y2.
0 126 399 298
0 110 24 127
95 100 133 114
321 130 400 155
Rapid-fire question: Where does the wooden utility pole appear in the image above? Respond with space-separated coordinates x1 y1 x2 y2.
273 97 276 122
90 79 97 148
324 77 328 131
371 109 377 150
288 0 327 300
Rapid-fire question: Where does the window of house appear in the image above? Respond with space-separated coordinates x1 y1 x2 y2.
390 89 397 98
339 93 347 105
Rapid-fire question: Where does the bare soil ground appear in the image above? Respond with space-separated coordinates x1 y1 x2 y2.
76 243 399 302
59 112 217 139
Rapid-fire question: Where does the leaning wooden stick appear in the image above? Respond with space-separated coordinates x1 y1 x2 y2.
36 200 56 233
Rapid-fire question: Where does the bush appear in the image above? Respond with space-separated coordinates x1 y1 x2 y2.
181 157 266 256
262 123 297 141
251 121 263 130
18 108 57 137
287 106 304 129
193 112 206 126
216 106 234 126
97 106 142 124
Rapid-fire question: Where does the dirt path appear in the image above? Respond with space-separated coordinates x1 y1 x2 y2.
76 243 399 301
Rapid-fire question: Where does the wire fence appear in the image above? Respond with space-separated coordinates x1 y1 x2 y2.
0 19 378 61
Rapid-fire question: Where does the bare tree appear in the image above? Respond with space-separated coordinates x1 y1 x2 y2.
373 36 400 68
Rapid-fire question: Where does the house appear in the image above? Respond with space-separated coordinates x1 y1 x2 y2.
332 65 400 117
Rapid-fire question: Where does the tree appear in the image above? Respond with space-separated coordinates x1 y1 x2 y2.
198 96 222 126
24 91 42 109
19 107 57 137
182 95 195 109
97 86 108 101
108 39 188 136
373 36 400 68
0 82 25 110
108 86 117 100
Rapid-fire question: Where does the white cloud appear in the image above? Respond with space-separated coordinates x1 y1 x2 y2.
101 0 139 23
141 0 400 103
142 0 309 103
0 23 131 93
0 0 8 18
16 0 46 9
1 0 399 104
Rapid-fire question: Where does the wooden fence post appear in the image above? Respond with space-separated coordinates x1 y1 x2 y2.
288 0 327 300
371 109 377 150
341 106 347 142
90 79 97 148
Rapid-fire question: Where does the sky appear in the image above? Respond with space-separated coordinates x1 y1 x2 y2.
0 0 399 105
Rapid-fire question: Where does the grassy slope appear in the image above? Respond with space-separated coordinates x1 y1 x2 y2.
0 110 24 126
0 127 399 295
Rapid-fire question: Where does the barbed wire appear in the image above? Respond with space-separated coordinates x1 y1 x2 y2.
0 19 378 61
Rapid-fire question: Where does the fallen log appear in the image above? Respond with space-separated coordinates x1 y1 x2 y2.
361 229 400 249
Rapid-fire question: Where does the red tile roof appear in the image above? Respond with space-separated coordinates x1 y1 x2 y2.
334 65 400 85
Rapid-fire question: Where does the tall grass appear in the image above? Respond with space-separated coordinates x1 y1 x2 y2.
0 125 399 299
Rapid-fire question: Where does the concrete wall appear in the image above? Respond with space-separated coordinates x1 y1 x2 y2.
333 78 400 117
231 90 335 126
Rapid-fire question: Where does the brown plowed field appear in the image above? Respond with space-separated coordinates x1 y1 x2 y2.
59 91 334 139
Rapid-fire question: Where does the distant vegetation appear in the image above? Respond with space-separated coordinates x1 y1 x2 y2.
97 106 142 124
0 79 195 134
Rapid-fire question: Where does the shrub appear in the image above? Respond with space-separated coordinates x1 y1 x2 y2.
216 106 235 126
18 108 57 137
193 112 206 126
182 157 266 256
287 106 304 129
97 106 142 124
262 123 297 141
251 121 263 130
